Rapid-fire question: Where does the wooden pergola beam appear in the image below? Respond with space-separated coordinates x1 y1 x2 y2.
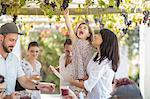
18 8 141 15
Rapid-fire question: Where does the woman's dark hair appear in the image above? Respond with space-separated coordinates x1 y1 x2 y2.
75 22 93 43
28 41 39 50
64 39 72 46
0 75 5 83
93 29 119 72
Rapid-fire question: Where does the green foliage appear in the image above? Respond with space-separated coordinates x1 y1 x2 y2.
39 32 66 67
39 32 67 93
129 63 140 85
84 0 94 7
0 0 147 20
109 0 115 7
98 0 108 8
40 3 55 18
125 25 139 60
0 0 26 15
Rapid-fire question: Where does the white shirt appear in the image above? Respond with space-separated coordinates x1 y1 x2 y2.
84 53 115 99
59 54 75 86
0 53 25 95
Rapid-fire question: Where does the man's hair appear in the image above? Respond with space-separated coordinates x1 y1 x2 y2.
28 41 39 50
64 39 72 46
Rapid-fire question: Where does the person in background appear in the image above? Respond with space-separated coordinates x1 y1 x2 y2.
67 29 120 99
49 39 78 98
49 39 73 86
58 39 73 86
0 22 55 98
21 41 42 99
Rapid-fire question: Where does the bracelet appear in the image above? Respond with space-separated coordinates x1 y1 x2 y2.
35 83 39 90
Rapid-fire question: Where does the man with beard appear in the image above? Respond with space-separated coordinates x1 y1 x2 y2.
0 22 55 98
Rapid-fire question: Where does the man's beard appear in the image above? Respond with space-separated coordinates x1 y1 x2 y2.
2 41 13 53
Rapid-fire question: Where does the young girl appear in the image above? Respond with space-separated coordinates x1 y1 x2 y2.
68 29 120 99
64 9 94 80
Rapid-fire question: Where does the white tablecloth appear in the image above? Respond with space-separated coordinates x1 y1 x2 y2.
41 94 61 99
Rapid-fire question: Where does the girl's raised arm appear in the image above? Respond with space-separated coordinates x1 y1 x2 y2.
64 9 77 43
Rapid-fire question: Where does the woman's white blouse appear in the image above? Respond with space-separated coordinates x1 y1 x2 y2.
84 53 115 99
21 59 42 99
21 59 41 76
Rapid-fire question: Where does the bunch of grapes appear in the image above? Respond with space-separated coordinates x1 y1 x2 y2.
85 19 89 24
122 13 132 29
116 0 122 7
1 2 9 15
44 0 49 5
44 0 57 11
94 18 99 24
61 0 69 10
50 2 57 10
122 13 128 25
126 20 132 26
143 10 149 24
13 14 18 23
122 28 128 35
121 13 132 35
